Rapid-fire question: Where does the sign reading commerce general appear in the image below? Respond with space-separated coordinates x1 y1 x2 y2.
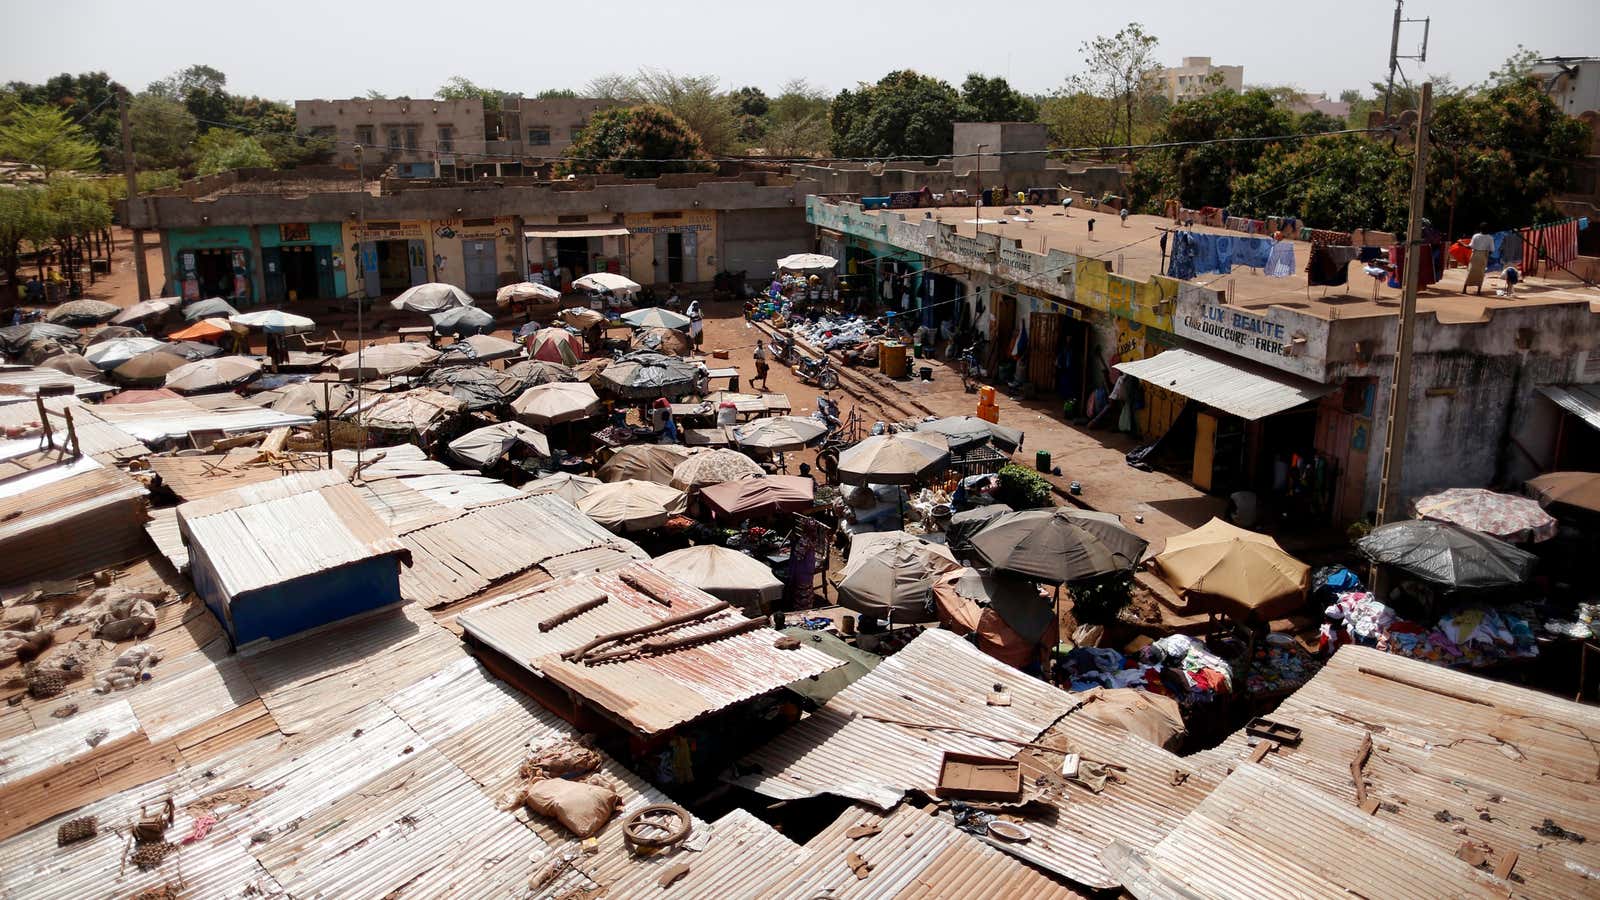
1174 284 1330 381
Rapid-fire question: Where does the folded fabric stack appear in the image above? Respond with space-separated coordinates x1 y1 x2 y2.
1323 591 1539 669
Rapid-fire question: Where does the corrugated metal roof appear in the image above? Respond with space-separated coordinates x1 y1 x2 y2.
145 506 190 570
460 562 842 734
758 803 1086 899
178 469 405 598
0 397 147 463
0 700 141 788
0 453 149 585
1115 348 1335 420
734 628 1079 809
0 367 116 400
1136 645 1600 899
398 493 642 608
89 396 313 444
597 808 806 899
352 475 462 532
1539 383 1600 431
340 387 464 436
147 448 325 502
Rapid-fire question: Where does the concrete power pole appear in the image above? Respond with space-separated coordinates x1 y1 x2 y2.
1383 0 1404 121
117 91 152 302
1374 82 1432 528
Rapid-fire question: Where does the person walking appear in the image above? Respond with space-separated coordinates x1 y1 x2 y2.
1464 223 1493 295
752 340 770 390
686 298 704 348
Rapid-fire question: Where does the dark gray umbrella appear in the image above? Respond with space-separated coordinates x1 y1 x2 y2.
1356 520 1537 590
970 507 1147 585
45 299 119 326
504 359 577 388
431 306 496 337
89 325 145 344
915 415 1024 452
598 351 701 400
185 298 240 321
420 364 519 410
157 340 224 361
0 322 79 355
946 503 1014 556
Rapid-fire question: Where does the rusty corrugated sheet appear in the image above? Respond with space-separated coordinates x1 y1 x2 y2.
89 395 313 444
460 561 842 735
1142 645 1600 900
146 448 325 502
0 367 116 400
734 628 1079 808
758 803 1085 899
0 453 149 585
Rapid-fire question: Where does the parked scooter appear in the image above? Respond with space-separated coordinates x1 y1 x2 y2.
794 355 840 391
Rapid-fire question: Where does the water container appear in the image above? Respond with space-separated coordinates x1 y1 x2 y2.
978 385 997 405
1036 449 1052 472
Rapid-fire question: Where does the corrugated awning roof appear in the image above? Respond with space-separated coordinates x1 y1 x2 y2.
1114 348 1334 420
1539 383 1600 431
524 226 629 238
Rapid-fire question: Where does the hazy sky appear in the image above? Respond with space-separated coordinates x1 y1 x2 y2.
6 0 1597 101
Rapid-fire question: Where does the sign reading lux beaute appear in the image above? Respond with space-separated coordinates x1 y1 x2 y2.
1174 284 1330 381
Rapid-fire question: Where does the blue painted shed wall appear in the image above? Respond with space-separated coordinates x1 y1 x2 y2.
191 551 402 646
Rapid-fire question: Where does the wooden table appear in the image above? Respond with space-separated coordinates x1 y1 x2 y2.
397 326 433 343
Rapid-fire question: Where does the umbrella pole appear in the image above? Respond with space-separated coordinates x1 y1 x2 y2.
1048 583 1061 686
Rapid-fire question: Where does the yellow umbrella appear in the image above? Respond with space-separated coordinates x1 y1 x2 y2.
1152 518 1308 621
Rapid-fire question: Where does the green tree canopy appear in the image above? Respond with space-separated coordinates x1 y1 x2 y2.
1073 23 1163 153
830 70 964 158
195 132 275 175
0 186 47 290
535 88 579 100
149 64 230 130
0 104 102 176
436 76 508 111
763 79 832 157
959 74 1037 122
127 93 197 171
559 104 712 178
1 72 124 166
1128 88 1295 210
1230 134 1407 230
730 86 769 118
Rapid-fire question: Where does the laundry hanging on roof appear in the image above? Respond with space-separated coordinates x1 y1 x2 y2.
1305 245 1361 287
1231 236 1273 269
1387 243 1439 289
1264 240 1297 277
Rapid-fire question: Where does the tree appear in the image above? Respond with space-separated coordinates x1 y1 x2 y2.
1296 110 1344 135
582 71 742 156
149 64 230 130
960 74 1037 122
436 76 507 112
0 187 47 293
1231 135 1407 231
126 93 197 171
535 88 578 100
364 89 389 99
559 105 712 178
1425 76 1591 234
830 70 964 158
1127 88 1294 210
730 86 769 119
763 79 832 157
195 132 274 175
1074 23 1162 154
1487 45 1541 87
1 72 125 165
1040 90 1119 150
0 104 101 176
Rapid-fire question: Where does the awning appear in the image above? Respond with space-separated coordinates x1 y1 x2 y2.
524 226 630 239
1539 384 1600 431
1114 348 1335 420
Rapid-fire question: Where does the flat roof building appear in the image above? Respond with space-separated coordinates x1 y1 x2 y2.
1156 56 1245 103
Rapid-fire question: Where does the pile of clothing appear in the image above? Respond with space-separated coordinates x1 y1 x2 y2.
1059 634 1235 701
1322 591 1539 668
792 314 877 351
1244 633 1322 695
1166 231 1295 279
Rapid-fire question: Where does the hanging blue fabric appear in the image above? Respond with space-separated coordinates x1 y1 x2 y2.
1232 237 1272 268
1167 232 1197 279
1191 233 1220 275
1264 240 1296 277
1213 236 1236 274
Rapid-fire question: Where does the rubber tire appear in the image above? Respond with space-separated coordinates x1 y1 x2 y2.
817 370 839 391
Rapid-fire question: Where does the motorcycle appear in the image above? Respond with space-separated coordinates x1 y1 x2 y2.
770 332 799 365
794 355 840 391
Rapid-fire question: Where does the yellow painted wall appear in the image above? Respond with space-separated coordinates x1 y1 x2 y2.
1072 262 1176 331
623 210 717 285
342 219 435 296
428 216 519 288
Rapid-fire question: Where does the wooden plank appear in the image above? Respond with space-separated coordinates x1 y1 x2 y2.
0 732 181 840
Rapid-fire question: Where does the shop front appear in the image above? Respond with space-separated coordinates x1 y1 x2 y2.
432 217 521 297
344 220 432 300
261 222 346 303
167 226 254 305
524 223 629 290
625 211 716 287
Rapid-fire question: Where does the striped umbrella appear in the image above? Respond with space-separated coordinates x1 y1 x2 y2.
526 327 583 365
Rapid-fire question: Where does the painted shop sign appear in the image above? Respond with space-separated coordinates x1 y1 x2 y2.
1174 284 1330 381
352 221 426 241
630 223 712 234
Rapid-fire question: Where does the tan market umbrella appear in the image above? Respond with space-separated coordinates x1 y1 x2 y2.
836 431 950 485
1527 471 1600 514
257 380 354 417
734 415 829 452
109 298 173 326
441 333 523 364
390 282 475 313
596 443 692 484
577 479 687 532
524 472 602 505
511 381 601 425
496 281 562 308
334 343 440 380
45 299 119 326
631 326 693 356
670 448 764 491
700 475 815 520
111 349 187 385
652 544 784 611
448 420 550 468
1152 518 1309 621
164 356 263 394
560 307 605 329
837 530 960 623
39 352 102 379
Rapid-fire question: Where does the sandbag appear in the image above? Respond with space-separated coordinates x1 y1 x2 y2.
519 739 602 781
522 778 619 837
93 593 159 642
1074 686 1187 752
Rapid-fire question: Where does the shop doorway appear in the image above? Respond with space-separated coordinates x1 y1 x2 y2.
375 240 423 294
557 238 591 286
463 240 497 295
193 250 235 299
274 245 332 301
666 233 684 283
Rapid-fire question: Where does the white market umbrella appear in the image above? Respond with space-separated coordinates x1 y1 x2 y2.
524 472 602 505
836 431 950 485
441 333 524 364
109 298 174 326
164 356 264 394
573 273 640 295
230 309 317 333
577 479 688 532
184 298 239 321
333 342 440 380
652 545 784 610
390 282 476 313
621 307 691 330
777 253 838 271
84 336 165 370
511 381 601 425
670 448 764 491
448 420 550 468
496 281 562 307
734 415 829 452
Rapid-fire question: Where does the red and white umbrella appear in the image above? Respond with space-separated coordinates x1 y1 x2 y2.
526 326 583 365
1413 488 1558 544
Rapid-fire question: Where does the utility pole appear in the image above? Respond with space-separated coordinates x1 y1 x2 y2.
1375 81 1432 529
117 90 152 302
1383 0 1431 122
